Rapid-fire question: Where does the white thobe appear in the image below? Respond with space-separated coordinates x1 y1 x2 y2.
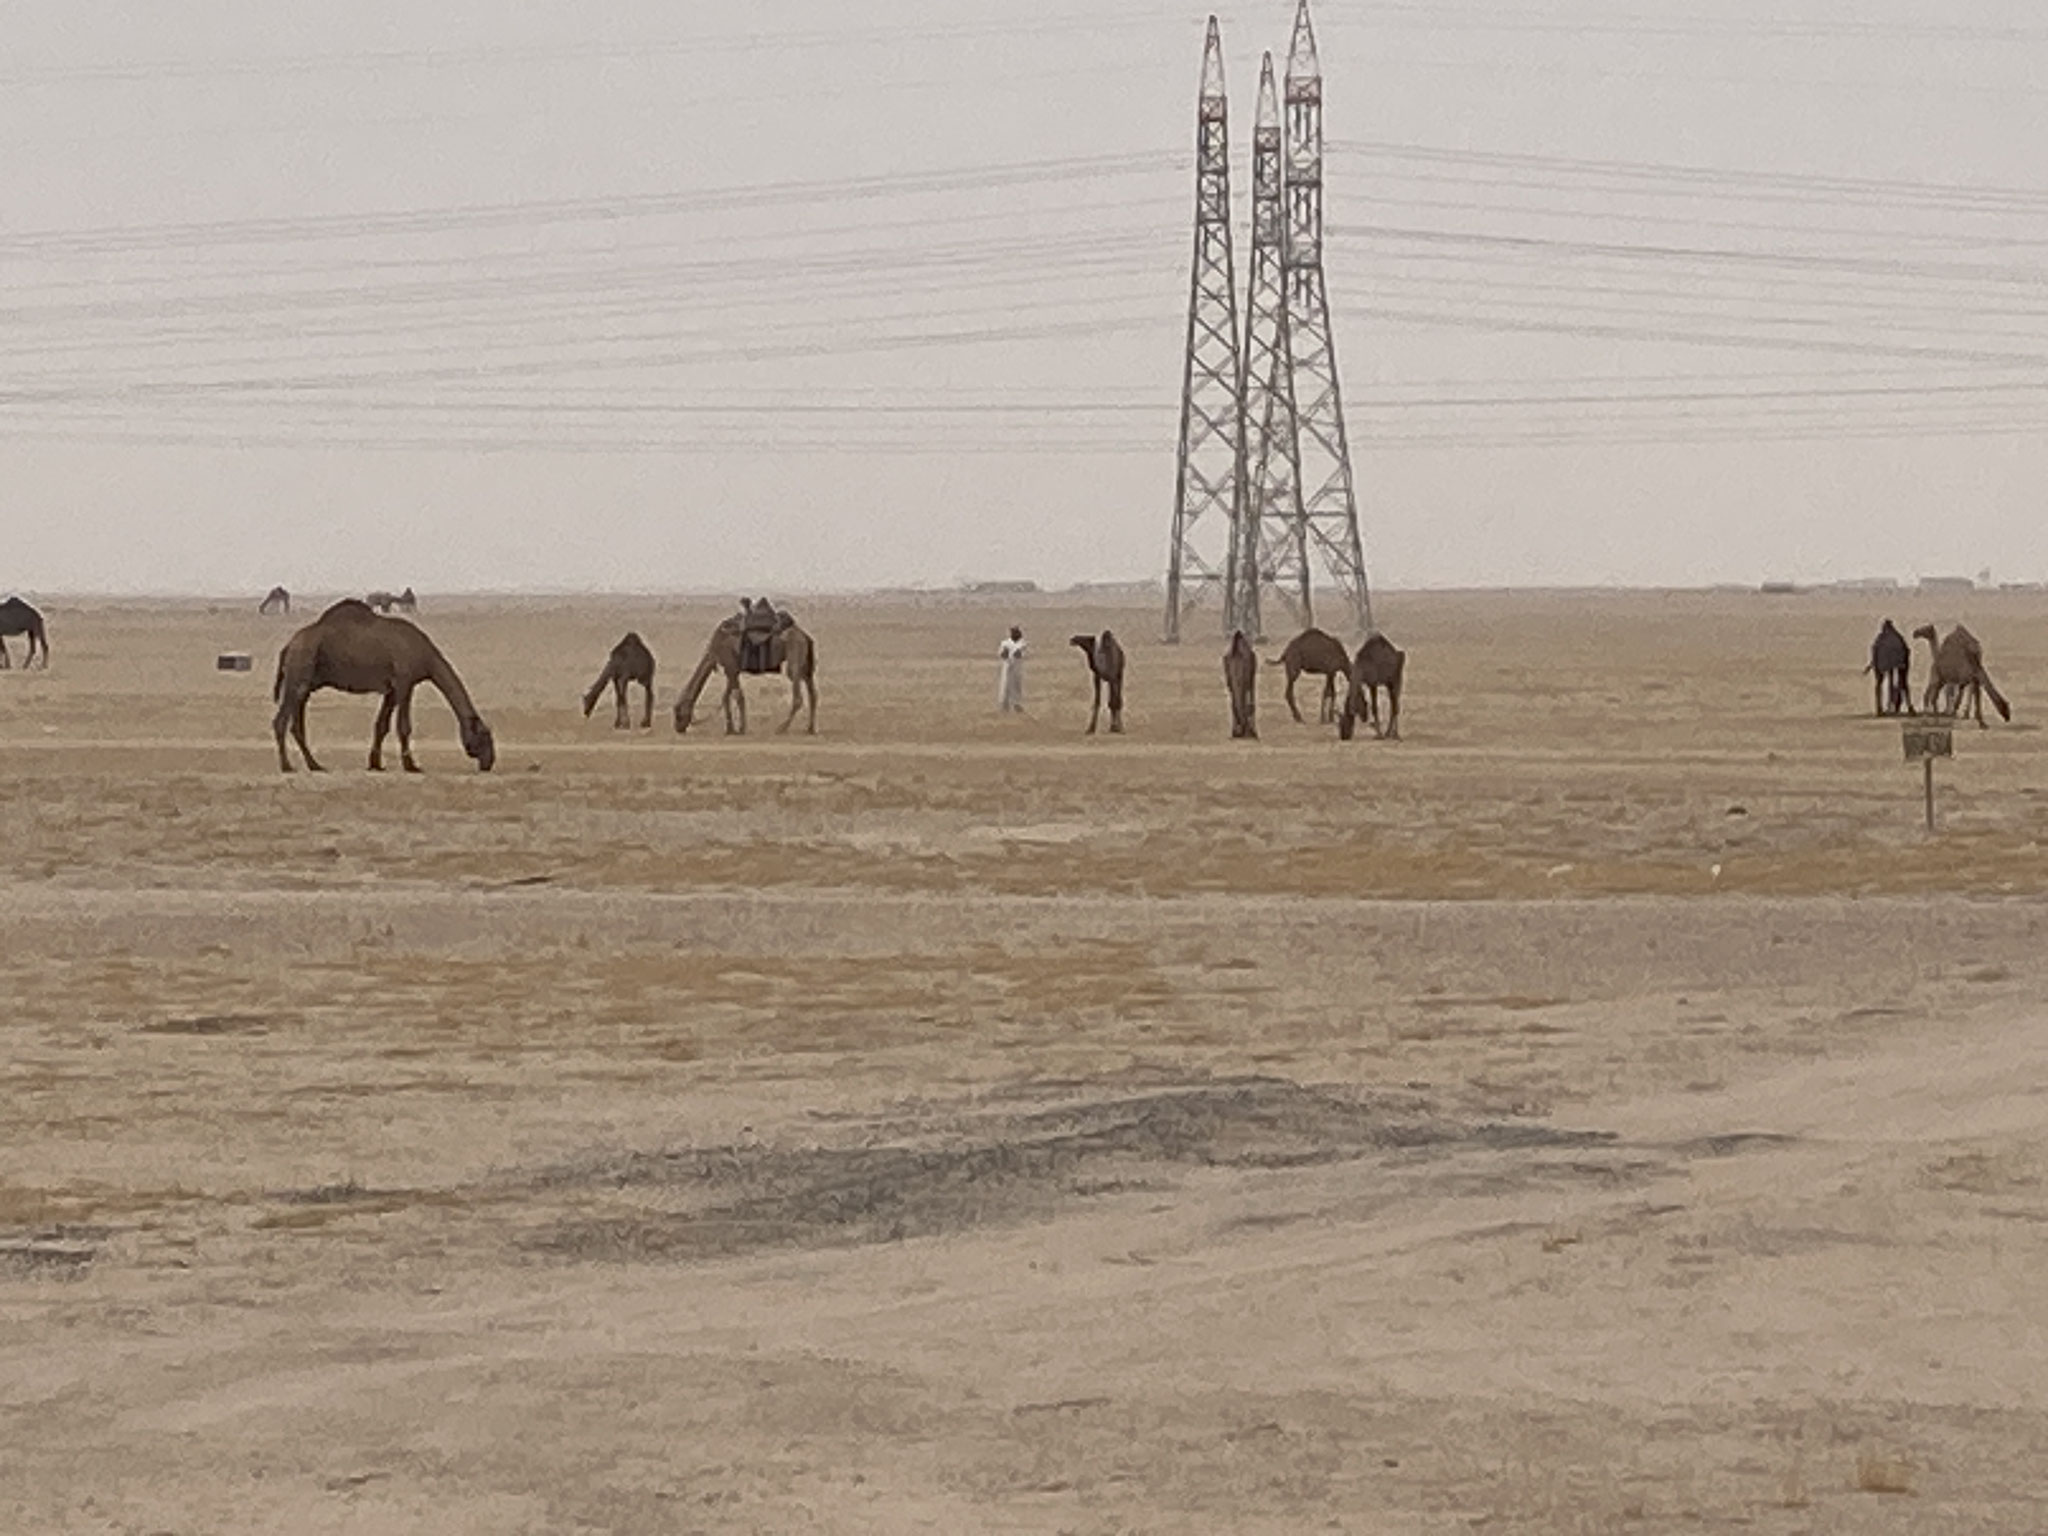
996 638 1027 712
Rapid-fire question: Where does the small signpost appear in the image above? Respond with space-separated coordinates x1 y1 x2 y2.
1901 717 1954 833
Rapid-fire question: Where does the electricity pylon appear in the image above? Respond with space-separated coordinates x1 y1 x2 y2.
1164 17 1245 644
1233 51 1308 641
1279 0 1373 633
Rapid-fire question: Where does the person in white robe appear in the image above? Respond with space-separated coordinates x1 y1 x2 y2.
996 626 1027 712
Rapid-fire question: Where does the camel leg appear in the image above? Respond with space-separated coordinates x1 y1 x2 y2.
1283 667 1304 724
397 685 422 770
272 696 295 772
291 694 324 772
0 638 10 669
1108 674 1123 733
1320 674 1337 725
1383 682 1401 740
640 681 654 730
368 691 397 770
1086 674 1101 735
805 674 817 734
612 677 628 729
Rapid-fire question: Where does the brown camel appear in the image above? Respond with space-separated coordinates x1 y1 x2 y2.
259 586 291 616
1069 631 1126 734
1267 627 1351 724
365 587 417 614
583 631 657 729
673 618 818 736
1338 632 1406 741
271 599 495 773
1224 630 1258 739
0 596 49 669
1914 623 2010 727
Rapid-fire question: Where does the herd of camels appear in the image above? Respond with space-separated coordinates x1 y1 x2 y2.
250 586 1408 773
4 584 2016 770
266 595 821 772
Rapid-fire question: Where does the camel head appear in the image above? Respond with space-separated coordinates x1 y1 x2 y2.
1912 624 1939 645
1068 634 1096 655
673 694 695 734
460 714 496 772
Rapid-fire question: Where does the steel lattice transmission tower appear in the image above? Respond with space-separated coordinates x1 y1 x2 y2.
1277 0 1373 634
1232 51 1309 640
1164 17 1246 644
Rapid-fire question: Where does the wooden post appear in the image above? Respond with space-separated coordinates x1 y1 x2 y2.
1902 717 1952 835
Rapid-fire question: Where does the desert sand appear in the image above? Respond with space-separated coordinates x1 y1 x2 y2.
4 587 2048 1533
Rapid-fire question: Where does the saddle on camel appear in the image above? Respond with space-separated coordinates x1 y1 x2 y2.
725 597 794 675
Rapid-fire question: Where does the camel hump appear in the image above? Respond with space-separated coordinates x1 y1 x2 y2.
319 598 379 621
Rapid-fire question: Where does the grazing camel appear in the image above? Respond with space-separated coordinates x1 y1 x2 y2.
1338 632 1406 741
673 617 818 736
259 586 291 616
583 631 657 729
1864 619 1913 716
1267 627 1351 724
1069 631 1126 734
365 587 418 614
271 599 495 773
0 596 50 669
1914 623 2010 726
1224 630 1259 738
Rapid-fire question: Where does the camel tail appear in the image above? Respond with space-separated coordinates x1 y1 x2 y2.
1984 674 2012 721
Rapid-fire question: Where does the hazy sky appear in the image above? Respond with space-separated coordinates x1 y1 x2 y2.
5 2 2048 599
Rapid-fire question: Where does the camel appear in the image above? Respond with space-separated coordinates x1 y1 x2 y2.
673 617 817 736
583 631 657 730
1913 623 2010 727
1268 628 1351 724
1069 631 1126 734
0 596 49 669
259 586 291 616
1863 619 1912 716
365 587 417 614
271 599 495 773
1338 632 1406 741
1224 630 1258 739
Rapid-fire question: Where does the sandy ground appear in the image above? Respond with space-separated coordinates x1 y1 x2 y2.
4 588 2048 1533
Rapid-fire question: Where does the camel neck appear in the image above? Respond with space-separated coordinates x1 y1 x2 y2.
677 649 722 716
425 647 478 723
